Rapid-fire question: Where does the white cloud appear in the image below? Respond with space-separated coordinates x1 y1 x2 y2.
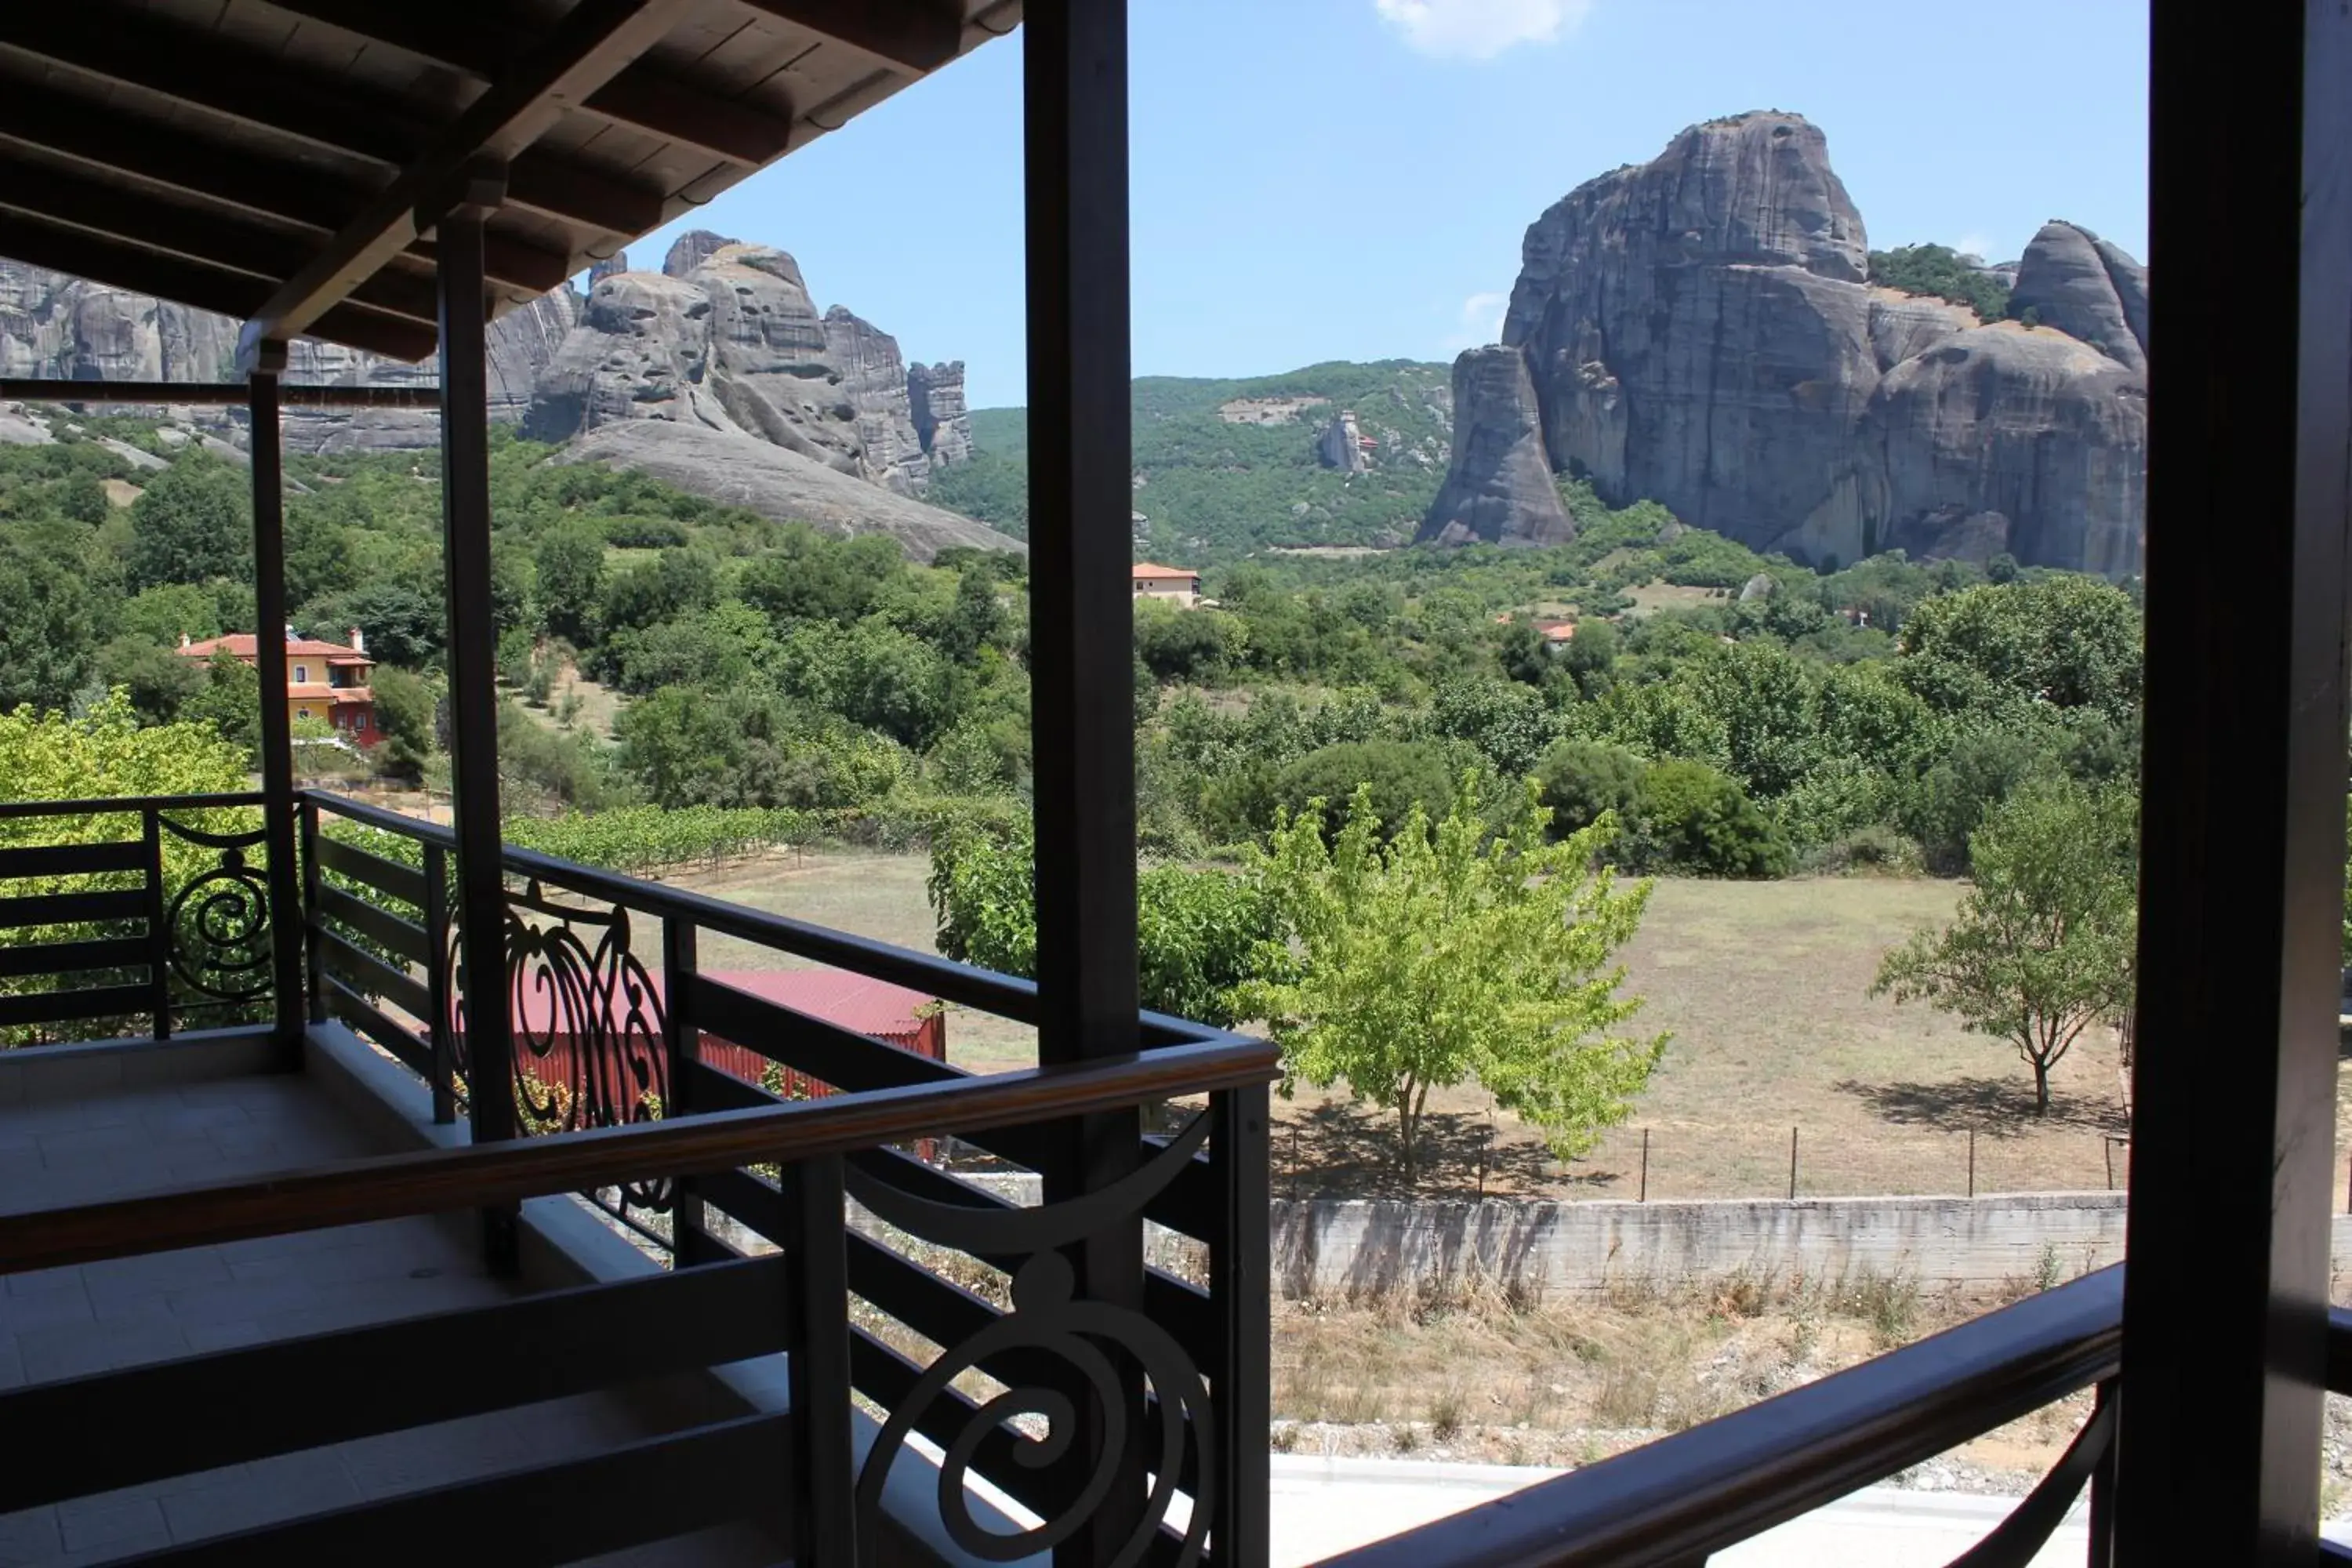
1375 0 1594 60
1444 290 1512 352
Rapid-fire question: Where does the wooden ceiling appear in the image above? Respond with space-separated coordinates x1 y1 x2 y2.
0 0 1017 363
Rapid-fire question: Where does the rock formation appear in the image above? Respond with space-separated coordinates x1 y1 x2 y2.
1421 347 1574 546
2008 220 2149 374
1422 112 2147 575
555 423 1020 562
587 252 630 286
1317 410 1371 474
523 241 967 495
662 230 738 279
907 362 971 466
0 238 984 557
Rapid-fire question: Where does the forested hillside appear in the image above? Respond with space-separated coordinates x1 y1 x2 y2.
1 405 2143 913
928 361 1453 562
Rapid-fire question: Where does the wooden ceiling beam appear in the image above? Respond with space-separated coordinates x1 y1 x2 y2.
736 0 967 72
0 79 573 296
237 0 694 365
257 0 799 166
0 9 663 238
0 212 438 361
0 157 441 327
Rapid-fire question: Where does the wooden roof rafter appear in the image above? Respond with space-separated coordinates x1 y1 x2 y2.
0 8 665 239
0 209 437 361
0 0 1009 362
234 0 697 366
253 0 801 168
0 79 575 296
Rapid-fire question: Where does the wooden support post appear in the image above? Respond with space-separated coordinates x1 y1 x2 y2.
423 843 456 1127
1210 1084 1271 1567
142 808 169 1040
784 1154 857 1567
1023 2 1147 1559
1788 1127 1798 1202
664 918 721 1266
247 361 304 1065
1639 1127 1650 1203
2116 2 2352 1556
432 183 518 1272
299 797 325 1027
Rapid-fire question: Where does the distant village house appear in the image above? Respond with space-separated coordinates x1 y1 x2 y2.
178 628 381 747
1131 562 1203 608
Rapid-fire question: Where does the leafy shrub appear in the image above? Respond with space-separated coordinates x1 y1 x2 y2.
1275 740 1455 840
1626 760 1791 878
1534 739 1646 837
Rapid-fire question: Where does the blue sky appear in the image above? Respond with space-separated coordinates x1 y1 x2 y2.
632 0 2149 410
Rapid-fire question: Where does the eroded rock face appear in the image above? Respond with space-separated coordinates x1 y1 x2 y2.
1423 346 1573 546
1423 112 2148 575
662 229 739 279
1318 410 1371 474
555 422 1022 562
2009 220 2150 373
907 361 971 466
522 242 971 495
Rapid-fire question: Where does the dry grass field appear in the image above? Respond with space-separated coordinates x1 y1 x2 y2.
660 851 2318 1202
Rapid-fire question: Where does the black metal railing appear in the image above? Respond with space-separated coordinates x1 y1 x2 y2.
296 787 1274 1563
1313 1265 2123 1568
0 1036 1280 1567
0 793 276 1042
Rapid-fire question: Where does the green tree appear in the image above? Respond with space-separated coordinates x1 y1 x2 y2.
1628 760 1791 877
0 542 96 714
1534 739 1645 837
1240 777 1665 1185
93 637 203 725
282 510 358 607
1872 779 2138 1115
1275 740 1455 841
126 453 249 590
534 524 607 644
181 650 261 760
370 665 439 783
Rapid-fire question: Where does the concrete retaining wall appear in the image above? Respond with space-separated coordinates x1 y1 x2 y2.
1268 1192 2257 1300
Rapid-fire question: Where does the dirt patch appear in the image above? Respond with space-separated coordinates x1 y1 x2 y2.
1622 582 1723 617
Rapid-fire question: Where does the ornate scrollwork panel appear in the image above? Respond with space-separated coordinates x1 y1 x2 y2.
158 816 273 1007
445 879 672 1218
847 1116 1218 1568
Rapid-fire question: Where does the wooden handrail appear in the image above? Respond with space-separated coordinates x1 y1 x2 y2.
0 1036 1279 1273
1312 1265 2123 1568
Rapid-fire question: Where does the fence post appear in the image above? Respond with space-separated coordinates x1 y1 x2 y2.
784 1154 857 1568
664 916 720 1266
142 808 169 1041
423 842 456 1127
298 797 325 1027
1968 1129 1976 1199
1211 1083 1272 1568
1639 1128 1650 1203
1788 1127 1798 1200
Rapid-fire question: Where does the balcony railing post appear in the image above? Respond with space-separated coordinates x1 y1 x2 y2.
141 807 169 1041
1210 1082 1270 1566
298 795 325 1029
423 842 456 1127
663 916 720 1265
784 1153 857 1568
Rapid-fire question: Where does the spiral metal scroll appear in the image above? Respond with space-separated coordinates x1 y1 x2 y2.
447 880 672 1218
158 818 273 1005
848 1114 1218 1568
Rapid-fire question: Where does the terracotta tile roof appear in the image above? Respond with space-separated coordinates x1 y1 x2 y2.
180 633 372 662
1131 563 1200 580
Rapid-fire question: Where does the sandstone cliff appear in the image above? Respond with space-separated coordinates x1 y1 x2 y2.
1423 113 2147 575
